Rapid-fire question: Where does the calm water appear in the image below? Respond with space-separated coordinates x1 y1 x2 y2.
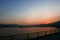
0 27 57 37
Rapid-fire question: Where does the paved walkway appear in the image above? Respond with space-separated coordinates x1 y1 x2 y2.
30 32 60 40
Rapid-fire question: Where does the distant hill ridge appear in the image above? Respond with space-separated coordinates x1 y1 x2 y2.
0 21 60 28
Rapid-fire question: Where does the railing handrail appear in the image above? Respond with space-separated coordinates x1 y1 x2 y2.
0 29 60 40
0 30 55 37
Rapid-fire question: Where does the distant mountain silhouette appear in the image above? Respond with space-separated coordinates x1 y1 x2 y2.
29 21 60 28
0 21 60 28
49 21 60 28
0 24 22 27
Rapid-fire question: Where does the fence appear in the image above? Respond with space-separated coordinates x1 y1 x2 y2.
0 29 60 40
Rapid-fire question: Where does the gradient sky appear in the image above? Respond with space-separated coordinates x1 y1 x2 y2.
0 0 60 25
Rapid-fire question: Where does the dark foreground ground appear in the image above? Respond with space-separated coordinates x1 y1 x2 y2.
30 32 60 40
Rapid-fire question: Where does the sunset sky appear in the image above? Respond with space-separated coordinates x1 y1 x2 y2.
0 0 60 25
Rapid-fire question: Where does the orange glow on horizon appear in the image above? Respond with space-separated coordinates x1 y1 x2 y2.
0 17 59 25
42 17 60 24
43 19 52 24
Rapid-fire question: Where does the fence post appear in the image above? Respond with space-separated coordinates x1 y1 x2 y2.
37 32 39 38
27 33 29 40
45 31 46 36
50 30 52 34
10 36 13 40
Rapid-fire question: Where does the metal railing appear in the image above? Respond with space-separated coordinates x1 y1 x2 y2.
0 29 60 40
